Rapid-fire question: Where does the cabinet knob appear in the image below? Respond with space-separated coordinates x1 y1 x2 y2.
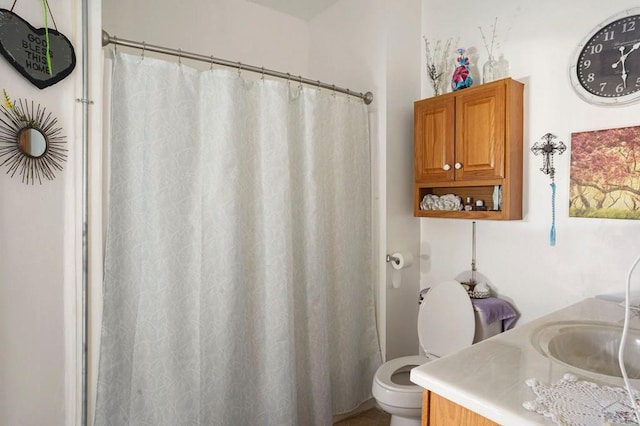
454 162 463 170
442 164 451 171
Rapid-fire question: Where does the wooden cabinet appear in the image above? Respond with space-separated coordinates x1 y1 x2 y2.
414 78 523 220
422 390 498 426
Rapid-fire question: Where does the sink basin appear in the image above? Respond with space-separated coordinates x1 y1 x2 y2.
531 321 640 379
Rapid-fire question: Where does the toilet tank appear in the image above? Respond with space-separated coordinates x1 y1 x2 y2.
473 308 502 343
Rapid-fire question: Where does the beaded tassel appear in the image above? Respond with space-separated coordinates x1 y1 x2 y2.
550 182 556 246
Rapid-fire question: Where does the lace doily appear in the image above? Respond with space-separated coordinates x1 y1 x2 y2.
523 373 640 425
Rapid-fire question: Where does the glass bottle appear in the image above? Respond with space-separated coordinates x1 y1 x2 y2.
482 56 498 84
464 197 474 211
495 54 510 80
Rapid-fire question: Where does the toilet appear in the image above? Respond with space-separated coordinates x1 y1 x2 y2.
371 280 502 426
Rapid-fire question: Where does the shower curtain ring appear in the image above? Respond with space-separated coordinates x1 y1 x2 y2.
113 35 118 54
141 41 145 59
298 75 303 89
346 88 350 101
238 62 243 77
261 67 265 81
210 55 214 71
178 49 182 65
317 80 321 91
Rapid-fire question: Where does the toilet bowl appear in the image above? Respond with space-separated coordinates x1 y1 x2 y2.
371 280 500 426
371 355 427 425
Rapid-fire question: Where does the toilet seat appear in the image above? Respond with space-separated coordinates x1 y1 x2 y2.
372 355 428 409
418 280 475 357
373 355 429 392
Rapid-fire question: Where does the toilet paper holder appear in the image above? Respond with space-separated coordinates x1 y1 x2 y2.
386 254 400 265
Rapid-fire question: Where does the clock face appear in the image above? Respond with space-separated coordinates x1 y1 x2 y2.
570 8 640 105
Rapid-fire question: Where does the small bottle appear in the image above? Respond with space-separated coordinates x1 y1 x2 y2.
475 199 487 211
464 197 474 211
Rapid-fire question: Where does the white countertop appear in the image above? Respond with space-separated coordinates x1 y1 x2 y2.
409 297 640 425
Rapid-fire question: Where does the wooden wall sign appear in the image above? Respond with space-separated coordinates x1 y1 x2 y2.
0 9 76 89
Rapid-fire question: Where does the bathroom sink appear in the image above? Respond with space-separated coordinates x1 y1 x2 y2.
530 321 640 379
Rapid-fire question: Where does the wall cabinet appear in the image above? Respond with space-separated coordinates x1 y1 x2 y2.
422 390 498 426
414 78 524 220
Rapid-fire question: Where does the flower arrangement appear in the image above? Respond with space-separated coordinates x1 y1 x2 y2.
478 17 510 83
2 89 38 127
423 37 454 96
479 17 499 61
2 90 11 109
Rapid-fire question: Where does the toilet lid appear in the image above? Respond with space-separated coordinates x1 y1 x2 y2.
418 280 475 357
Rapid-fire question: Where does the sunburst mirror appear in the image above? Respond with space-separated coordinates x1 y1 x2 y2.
0 90 67 184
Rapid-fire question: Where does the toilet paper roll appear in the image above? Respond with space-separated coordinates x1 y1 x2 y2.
391 252 414 270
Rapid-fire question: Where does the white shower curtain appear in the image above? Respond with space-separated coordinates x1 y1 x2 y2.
94 52 381 426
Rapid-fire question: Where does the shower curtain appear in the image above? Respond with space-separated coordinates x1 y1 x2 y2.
94 52 381 426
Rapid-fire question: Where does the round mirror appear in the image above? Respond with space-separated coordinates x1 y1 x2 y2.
17 127 47 158
0 92 67 184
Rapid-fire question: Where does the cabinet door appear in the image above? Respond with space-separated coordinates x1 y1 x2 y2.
454 83 506 181
429 392 499 426
414 96 455 182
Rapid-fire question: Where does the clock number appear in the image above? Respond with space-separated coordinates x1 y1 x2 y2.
600 82 607 92
616 83 625 93
603 30 615 41
583 59 591 69
623 21 637 33
587 73 595 82
636 77 640 87
589 44 603 54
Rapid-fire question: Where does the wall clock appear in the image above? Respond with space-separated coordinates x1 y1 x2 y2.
570 8 640 106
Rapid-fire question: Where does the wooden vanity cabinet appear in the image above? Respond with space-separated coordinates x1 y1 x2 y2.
414 78 523 220
422 390 498 426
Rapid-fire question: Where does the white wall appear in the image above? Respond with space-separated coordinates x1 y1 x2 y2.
0 1 82 425
421 0 640 325
102 0 310 76
381 0 422 360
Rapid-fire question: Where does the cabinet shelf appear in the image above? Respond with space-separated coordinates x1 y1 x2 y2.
413 78 523 220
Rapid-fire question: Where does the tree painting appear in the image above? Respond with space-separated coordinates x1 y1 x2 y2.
570 125 640 220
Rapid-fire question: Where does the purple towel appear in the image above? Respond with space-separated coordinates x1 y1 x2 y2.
471 297 518 330
418 287 518 330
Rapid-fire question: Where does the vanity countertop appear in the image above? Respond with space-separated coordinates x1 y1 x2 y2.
409 297 640 425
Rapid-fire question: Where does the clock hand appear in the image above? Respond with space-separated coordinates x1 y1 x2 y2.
612 43 640 88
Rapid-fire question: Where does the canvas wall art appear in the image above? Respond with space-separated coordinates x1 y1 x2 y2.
570 125 640 220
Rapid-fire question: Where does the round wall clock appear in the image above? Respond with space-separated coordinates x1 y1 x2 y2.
570 8 640 106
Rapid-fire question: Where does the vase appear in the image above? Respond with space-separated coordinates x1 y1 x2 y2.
482 56 498 84
452 48 473 91
495 55 510 80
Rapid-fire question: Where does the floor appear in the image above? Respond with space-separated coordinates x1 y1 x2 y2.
333 407 391 425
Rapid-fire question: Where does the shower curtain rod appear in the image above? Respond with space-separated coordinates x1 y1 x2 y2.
101 30 374 105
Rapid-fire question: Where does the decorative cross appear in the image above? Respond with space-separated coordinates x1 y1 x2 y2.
531 133 566 180
531 133 566 247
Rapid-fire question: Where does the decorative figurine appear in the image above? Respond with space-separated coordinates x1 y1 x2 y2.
451 48 473 91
